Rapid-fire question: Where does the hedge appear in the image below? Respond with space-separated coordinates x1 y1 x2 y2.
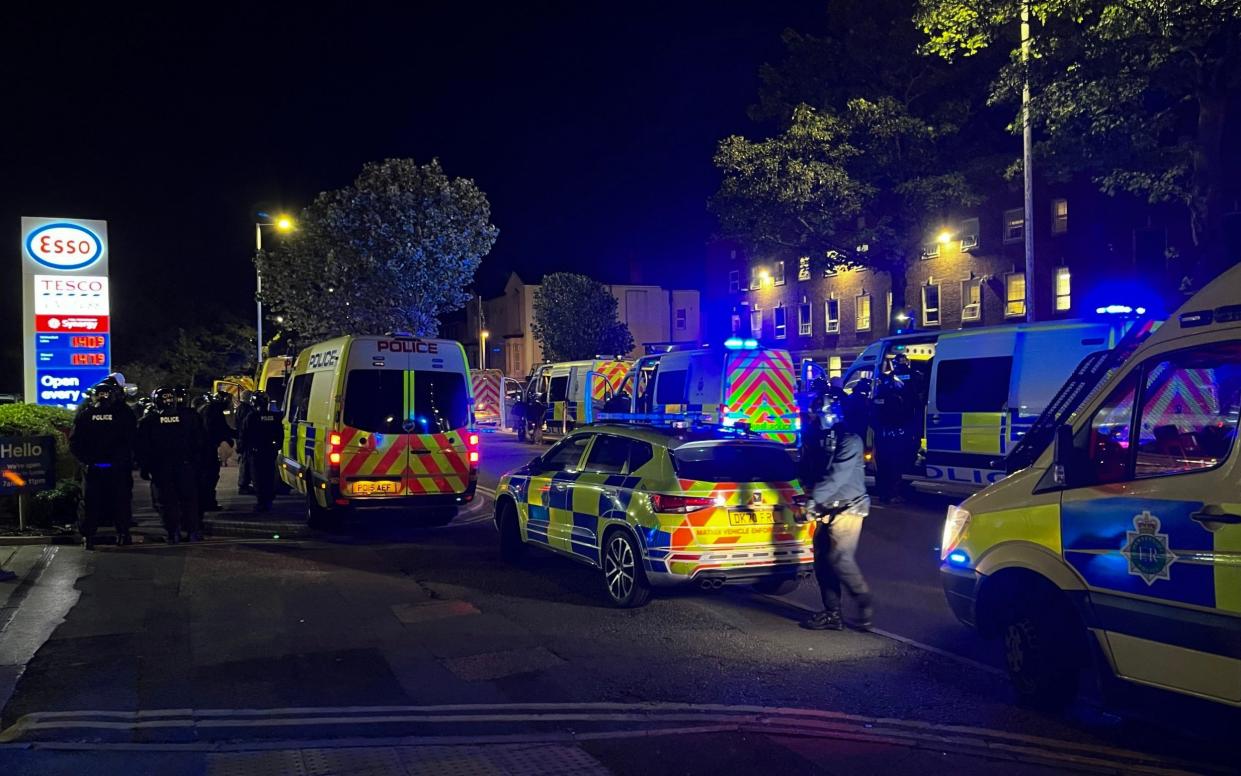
0 404 80 526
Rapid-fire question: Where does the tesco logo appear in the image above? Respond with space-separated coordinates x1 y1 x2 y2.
25 223 104 270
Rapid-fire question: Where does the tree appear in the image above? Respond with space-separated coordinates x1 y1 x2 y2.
918 0 1241 284
713 1 1004 324
257 158 498 344
532 273 634 362
116 317 256 394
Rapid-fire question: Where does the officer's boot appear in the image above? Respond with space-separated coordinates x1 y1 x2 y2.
82 535 96 551
799 609 844 631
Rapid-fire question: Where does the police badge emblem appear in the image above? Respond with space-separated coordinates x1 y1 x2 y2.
1124 511 1177 585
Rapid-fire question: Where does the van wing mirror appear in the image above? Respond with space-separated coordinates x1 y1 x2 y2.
1052 424 1074 488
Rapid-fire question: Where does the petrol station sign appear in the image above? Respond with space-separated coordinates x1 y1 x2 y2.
21 217 111 409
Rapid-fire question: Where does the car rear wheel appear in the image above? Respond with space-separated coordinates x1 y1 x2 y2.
752 577 801 596
497 501 526 564
1003 593 1081 711
601 530 650 608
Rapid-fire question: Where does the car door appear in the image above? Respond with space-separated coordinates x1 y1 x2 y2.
1059 338 1241 703
525 433 592 553
572 434 637 563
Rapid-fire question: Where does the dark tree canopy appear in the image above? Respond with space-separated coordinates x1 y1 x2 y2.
532 273 634 362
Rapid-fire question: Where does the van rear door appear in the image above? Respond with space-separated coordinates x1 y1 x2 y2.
338 347 412 497
405 367 473 494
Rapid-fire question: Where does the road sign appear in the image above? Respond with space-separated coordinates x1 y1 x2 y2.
0 435 55 495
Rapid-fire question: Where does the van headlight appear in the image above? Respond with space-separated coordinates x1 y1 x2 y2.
941 505 971 561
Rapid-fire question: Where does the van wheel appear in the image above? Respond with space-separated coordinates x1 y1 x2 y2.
752 577 800 596
498 502 526 564
1003 593 1081 711
601 530 651 608
306 489 342 532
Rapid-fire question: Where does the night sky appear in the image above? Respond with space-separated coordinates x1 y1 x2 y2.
1 2 824 388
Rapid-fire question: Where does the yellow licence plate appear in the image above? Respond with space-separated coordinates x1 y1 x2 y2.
351 480 402 496
729 509 775 526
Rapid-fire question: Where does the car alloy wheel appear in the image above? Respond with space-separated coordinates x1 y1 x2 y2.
605 534 635 602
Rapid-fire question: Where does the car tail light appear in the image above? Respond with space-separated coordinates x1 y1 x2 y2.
466 431 479 467
469 450 479 464
468 433 479 447
649 493 715 513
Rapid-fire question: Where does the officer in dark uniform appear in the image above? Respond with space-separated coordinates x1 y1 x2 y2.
137 386 204 543
69 377 138 549
800 384 874 631
234 390 255 494
239 391 283 511
871 368 910 502
198 390 234 511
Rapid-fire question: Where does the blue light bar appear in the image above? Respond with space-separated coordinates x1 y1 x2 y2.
1095 304 1134 315
947 550 970 567
724 337 744 349
743 338 758 349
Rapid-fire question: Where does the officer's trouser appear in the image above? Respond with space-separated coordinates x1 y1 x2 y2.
199 459 222 510
874 428 909 499
81 464 134 539
811 498 871 614
153 462 198 538
250 448 277 506
238 451 252 490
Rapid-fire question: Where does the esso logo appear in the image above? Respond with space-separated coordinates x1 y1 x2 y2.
25 223 104 270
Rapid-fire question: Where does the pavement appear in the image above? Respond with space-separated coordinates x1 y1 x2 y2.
0 433 1234 775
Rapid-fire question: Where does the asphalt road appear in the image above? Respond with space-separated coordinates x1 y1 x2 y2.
0 432 1232 774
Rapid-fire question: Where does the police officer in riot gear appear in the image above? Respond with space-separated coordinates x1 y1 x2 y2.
198 390 234 511
238 391 283 512
70 377 138 549
234 390 256 494
137 386 204 543
799 383 874 632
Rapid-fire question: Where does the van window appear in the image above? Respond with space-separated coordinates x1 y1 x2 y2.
343 370 469 434
936 357 1012 412
266 376 288 409
671 443 796 483
286 374 313 423
656 370 687 405
1075 371 1138 485
549 376 568 403
583 434 631 474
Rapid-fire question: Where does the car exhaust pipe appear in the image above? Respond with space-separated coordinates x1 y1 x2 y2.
698 577 725 590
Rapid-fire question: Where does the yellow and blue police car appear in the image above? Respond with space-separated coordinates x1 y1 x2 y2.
941 263 1241 709
494 424 814 607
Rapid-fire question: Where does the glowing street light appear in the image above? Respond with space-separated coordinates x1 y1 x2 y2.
275 215 294 232
479 329 490 370
937 230 954 245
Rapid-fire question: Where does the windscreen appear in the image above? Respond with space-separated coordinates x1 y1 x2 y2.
671 443 796 483
343 370 469 434
265 376 287 408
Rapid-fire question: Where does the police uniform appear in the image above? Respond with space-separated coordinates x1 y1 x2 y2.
137 394 204 543
69 393 137 548
234 394 255 493
871 373 913 501
198 395 234 511
240 402 284 510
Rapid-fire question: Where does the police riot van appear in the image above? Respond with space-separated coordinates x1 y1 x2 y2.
257 356 295 410
599 340 798 445
521 359 630 440
940 263 1241 709
278 335 479 528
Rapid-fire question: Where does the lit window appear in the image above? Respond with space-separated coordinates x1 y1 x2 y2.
961 279 982 321
798 303 812 336
825 298 840 333
773 260 786 286
728 270 739 293
798 257 810 281
922 283 941 326
1054 267 1071 311
1005 273 1026 318
774 306 787 339
1052 199 1068 235
749 266 761 290
960 217 980 250
1003 208 1024 244
750 306 762 336
828 356 843 379
856 294 872 332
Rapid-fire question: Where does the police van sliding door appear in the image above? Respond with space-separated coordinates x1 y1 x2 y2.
1058 339 1241 703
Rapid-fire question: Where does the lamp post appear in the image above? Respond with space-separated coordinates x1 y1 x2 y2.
254 213 294 364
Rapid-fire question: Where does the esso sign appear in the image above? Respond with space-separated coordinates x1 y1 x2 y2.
25 223 104 270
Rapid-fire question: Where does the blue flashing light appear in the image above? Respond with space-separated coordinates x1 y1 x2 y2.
724 337 744 349
743 338 758 349
947 550 970 567
1136 307 1147 315
1096 304 1133 315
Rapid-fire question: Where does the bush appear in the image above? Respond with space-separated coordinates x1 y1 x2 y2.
0 404 80 527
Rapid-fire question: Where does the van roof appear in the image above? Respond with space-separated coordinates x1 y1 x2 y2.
1132 262 1241 356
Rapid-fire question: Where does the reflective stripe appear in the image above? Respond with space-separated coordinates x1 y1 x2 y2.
960 412 1002 455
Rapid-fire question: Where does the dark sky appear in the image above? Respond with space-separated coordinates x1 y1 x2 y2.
1 2 822 386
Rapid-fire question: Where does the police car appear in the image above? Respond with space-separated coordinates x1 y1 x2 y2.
941 263 1241 709
494 424 814 607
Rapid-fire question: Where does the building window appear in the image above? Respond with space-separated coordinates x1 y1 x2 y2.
798 256 810 281
728 270 739 293
856 294 872 332
960 217 980 250
828 356 843 379
922 283 941 326
1054 267 1071 311
798 303 812 335
923 239 940 259
773 260 786 286
961 278 982 321
750 306 762 336
749 266 761 290
675 308 687 330
730 313 741 334
1051 198 1068 235
1005 273 1026 318
824 298 840 333
1003 208 1025 244
773 306 788 339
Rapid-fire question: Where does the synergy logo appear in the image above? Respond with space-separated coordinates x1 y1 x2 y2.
25 223 104 271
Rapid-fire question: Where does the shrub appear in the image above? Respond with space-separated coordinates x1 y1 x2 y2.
0 404 80 527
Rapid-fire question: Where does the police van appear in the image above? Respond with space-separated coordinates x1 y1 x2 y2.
278 335 479 527
599 341 798 445
257 356 295 410
940 263 1241 709
521 359 630 440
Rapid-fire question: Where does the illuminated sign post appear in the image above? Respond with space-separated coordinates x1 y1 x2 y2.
21 217 111 408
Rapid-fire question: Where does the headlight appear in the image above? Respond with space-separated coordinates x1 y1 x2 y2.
941 505 971 561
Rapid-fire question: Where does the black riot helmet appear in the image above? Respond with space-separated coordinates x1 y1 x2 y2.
213 390 232 405
171 386 191 408
151 386 177 410
250 390 269 409
89 376 124 407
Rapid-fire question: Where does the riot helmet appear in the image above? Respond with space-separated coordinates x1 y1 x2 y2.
151 386 177 411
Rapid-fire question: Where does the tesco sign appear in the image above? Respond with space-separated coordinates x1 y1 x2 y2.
25 222 104 271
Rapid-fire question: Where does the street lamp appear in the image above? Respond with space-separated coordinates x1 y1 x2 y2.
255 211 295 364
937 230 954 245
479 330 490 370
